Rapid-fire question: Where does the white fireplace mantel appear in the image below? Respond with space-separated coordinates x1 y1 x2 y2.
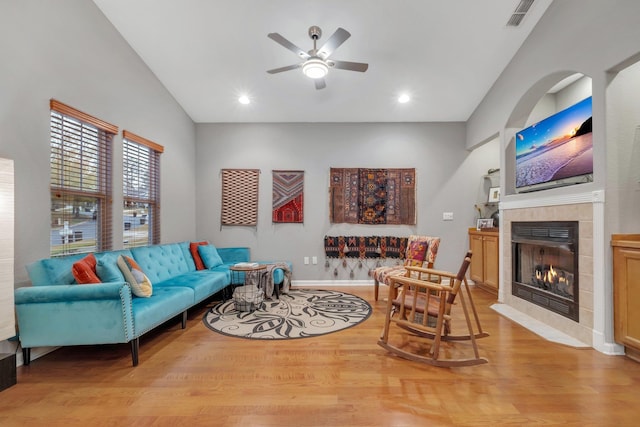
500 190 602 211
496 188 623 355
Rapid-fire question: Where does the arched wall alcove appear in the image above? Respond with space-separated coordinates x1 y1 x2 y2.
498 71 599 348
503 72 593 197
496 51 640 357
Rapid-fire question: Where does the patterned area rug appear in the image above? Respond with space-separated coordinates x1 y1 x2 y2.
203 289 372 340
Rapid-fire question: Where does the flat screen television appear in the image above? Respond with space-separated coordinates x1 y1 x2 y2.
515 96 593 193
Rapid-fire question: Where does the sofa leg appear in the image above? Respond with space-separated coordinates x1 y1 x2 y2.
22 347 31 366
130 338 139 367
181 311 187 329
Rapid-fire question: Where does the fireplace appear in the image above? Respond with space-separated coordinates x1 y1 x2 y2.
511 221 579 322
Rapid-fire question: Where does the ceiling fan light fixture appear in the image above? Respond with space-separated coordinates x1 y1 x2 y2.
302 58 329 79
267 26 367 89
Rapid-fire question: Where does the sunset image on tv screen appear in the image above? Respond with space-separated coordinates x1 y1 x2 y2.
515 96 593 188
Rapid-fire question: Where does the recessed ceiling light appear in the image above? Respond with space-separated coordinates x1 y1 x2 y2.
398 94 410 104
238 95 250 105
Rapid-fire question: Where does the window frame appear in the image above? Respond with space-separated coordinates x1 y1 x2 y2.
122 130 163 248
49 99 117 256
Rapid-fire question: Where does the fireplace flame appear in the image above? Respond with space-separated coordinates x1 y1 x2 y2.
547 265 557 283
535 264 570 288
558 275 569 287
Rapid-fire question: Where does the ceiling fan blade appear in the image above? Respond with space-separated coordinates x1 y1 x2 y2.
330 60 369 72
314 78 326 90
317 27 351 58
267 63 302 74
267 33 310 59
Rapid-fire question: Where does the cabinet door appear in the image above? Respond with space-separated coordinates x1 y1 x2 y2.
469 234 484 284
613 247 640 348
483 235 499 290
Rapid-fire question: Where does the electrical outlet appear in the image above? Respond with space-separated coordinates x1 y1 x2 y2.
312 256 318 265
443 212 454 221
304 257 309 265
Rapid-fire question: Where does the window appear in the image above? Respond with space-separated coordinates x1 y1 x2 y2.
122 130 162 248
50 100 117 256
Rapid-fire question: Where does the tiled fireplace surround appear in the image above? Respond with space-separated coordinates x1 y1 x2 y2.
502 203 593 345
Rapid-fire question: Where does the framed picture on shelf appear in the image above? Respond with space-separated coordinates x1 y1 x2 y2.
488 186 500 203
476 218 494 230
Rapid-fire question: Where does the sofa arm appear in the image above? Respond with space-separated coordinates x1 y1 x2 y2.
217 247 250 264
14 282 136 349
15 282 129 304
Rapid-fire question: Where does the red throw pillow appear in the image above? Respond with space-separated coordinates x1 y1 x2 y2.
190 241 208 270
72 253 101 284
406 240 428 262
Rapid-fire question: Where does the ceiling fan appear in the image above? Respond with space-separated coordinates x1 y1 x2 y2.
266 26 369 90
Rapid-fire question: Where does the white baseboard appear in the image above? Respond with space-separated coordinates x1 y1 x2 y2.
592 329 625 355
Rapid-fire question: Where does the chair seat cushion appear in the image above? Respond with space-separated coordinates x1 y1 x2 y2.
372 265 407 285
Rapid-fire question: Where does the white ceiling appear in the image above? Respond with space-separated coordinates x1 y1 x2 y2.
92 0 552 123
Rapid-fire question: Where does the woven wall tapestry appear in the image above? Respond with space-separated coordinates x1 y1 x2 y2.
272 170 304 223
221 169 259 226
329 168 416 224
323 235 408 259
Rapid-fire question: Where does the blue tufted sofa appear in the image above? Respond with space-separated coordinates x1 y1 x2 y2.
14 241 290 366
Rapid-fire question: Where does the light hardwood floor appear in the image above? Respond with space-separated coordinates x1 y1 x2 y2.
2 284 640 426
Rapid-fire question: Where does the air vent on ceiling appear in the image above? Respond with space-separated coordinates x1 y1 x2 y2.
507 0 535 27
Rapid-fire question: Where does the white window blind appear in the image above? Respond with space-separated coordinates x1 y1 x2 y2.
50 99 116 256
123 130 162 248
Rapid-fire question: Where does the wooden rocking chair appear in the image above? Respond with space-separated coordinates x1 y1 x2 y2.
378 251 489 367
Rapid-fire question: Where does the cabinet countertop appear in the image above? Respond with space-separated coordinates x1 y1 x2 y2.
468 227 499 235
611 234 640 248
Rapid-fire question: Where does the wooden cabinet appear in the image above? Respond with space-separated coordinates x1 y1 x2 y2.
468 228 499 294
612 234 640 362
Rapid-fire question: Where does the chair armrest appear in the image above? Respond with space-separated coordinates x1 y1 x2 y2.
404 265 456 280
389 275 454 293
15 282 130 304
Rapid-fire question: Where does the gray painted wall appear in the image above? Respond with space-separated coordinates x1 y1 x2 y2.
195 123 500 280
0 0 197 285
467 0 640 257
465 0 640 352
606 61 640 234
467 0 640 151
